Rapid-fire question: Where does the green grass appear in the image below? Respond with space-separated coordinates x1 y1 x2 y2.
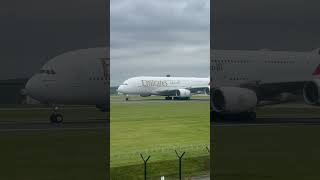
111 156 209 180
0 129 107 180
111 94 210 101
6 97 320 179
213 126 320 180
110 96 210 178
213 105 320 179
0 105 107 180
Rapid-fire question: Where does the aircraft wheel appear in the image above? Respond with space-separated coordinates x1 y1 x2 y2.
165 96 172 100
125 97 129 101
247 112 256 121
50 113 63 124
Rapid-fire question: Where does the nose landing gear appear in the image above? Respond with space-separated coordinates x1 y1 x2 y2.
50 106 63 123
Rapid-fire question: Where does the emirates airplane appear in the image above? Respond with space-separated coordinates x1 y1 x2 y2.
25 47 109 123
117 76 210 100
211 48 320 121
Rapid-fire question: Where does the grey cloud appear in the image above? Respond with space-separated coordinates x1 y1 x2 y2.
0 0 108 80
212 0 320 50
111 0 210 85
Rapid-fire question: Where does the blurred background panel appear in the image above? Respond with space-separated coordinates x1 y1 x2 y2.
212 1 320 180
0 0 109 179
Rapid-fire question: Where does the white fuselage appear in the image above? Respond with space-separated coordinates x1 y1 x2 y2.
211 49 320 87
25 47 108 106
210 49 320 114
117 76 209 97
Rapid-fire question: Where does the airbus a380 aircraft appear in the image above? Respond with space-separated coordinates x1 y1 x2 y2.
117 76 210 100
25 47 109 123
211 48 320 121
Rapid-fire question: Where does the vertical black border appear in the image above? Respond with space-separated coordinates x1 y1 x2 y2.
106 0 110 179
210 0 215 179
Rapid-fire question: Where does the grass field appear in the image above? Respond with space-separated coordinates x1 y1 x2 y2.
111 94 210 101
4 97 320 179
0 106 107 180
213 105 320 180
213 126 320 180
0 128 107 180
110 95 210 179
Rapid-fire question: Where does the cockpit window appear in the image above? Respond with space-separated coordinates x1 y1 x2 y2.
122 81 128 85
39 69 56 74
49 69 56 74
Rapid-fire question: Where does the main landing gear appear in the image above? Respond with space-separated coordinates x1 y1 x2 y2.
50 106 63 124
165 96 190 100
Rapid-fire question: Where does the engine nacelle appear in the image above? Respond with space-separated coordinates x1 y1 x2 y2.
176 89 191 97
303 79 320 105
211 87 257 113
205 87 210 95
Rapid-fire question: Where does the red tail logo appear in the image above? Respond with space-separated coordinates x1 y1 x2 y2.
313 64 320 75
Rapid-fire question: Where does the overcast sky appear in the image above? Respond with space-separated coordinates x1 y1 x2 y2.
0 0 108 80
3 0 320 85
212 0 320 50
110 0 210 86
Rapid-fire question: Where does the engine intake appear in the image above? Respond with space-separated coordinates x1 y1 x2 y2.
211 87 257 113
176 89 191 97
205 87 210 95
303 80 320 105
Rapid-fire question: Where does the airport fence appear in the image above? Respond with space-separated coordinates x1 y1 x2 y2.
111 143 210 167
111 143 210 179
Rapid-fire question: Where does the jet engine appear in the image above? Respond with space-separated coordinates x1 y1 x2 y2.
176 89 191 97
303 79 320 105
205 87 210 95
211 87 257 113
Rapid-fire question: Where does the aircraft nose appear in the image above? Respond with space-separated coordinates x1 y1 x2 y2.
117 85 124 93
25 76 41 100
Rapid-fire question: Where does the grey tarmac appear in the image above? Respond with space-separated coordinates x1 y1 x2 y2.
212 117 320 127
0 119 107 132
